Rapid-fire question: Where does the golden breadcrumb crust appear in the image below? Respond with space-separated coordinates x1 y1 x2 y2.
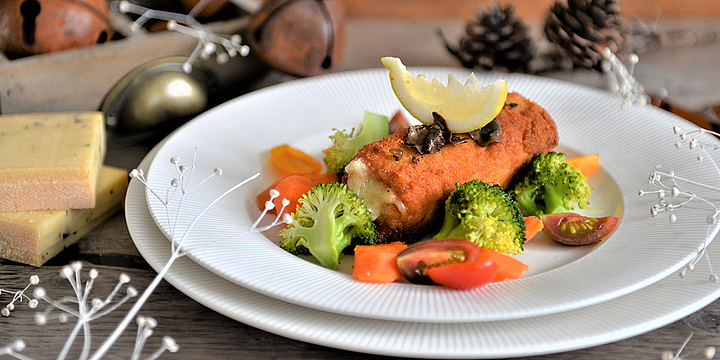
346 92 559 243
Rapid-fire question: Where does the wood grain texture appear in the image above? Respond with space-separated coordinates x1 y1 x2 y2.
0 16 719 360
1 260 718 359
338 0 720 20
0 17 256 115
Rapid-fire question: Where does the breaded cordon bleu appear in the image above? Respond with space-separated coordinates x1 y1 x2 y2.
344 92 559 243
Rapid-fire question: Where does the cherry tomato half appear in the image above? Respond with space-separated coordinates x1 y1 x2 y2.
396 238 482 284
542 212 619 245
426 260 499 290
478 249 529 282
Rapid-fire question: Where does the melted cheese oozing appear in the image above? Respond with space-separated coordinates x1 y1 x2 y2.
345 159 405 220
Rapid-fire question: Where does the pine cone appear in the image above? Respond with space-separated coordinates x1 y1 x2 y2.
444 3 535 72
544 0 631 70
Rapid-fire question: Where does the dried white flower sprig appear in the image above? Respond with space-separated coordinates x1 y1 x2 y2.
1 275 39 317
661 332 716 360
640 126 720 281
251 189 293 233
601 48 650 109
0 148 278 359
86 150 260 360
112 0 250 73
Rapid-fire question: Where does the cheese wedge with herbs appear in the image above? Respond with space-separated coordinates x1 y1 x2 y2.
0 166 127 267
0 112 106 212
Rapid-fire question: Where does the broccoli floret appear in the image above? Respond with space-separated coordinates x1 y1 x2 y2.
433 180 526 255
278 182 376 269
324 111 389 175
508 151 593 216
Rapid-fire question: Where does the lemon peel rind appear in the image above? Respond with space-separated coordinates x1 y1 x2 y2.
381 56 508 133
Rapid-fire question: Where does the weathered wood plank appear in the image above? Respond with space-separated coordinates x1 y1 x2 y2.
1 262 719 359
337 0 720 20
0 18 250 115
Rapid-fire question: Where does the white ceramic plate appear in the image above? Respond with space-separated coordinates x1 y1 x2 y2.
143 68 720 322
128 145 720 359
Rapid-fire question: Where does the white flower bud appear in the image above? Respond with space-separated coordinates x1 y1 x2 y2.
146 317 157 328
11 340 25 352
163 336 180 352
33 287 46 298
119 273 131 283
264 201 275 210
704 346 716 359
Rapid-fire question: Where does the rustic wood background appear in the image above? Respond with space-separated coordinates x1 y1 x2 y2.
336 0 720 19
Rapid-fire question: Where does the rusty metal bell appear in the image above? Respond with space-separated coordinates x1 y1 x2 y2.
246 0 346 77
0 0 113 56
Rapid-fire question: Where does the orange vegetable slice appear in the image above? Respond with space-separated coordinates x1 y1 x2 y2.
567 153 599 178
269 144 322 175
271 175 314 216
523 216 544 242
478 248 529 282
425 260 499 290
352 242 408 283
256 172 339 216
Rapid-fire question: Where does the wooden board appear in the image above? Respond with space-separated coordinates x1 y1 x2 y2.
0 16 255 115
338 0 720 20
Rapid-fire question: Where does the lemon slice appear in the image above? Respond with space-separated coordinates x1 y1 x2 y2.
381 56 508 133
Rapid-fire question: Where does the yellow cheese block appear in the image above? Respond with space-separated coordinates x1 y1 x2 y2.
0 112 106 212
0 166 127 267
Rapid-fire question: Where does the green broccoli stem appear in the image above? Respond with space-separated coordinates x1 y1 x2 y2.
543 184 567 215
516 190 541 217
434 211 466 240
306 203 349 269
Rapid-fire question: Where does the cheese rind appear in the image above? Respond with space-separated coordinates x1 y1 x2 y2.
0 166 127 266
0 112 106 211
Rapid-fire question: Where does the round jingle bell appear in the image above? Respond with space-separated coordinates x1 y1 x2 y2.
246 0 346 77
0 0 113 57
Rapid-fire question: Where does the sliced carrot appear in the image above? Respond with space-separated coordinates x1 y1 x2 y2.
269 144 322 175
352 242 408 283
256 173 339 216
478 248 529 282
272 175 314 216
256 175 289 212
567 153 600 178
303 172 339 184
524 216 544 242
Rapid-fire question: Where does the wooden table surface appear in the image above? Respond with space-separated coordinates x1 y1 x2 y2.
2 17 720 359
